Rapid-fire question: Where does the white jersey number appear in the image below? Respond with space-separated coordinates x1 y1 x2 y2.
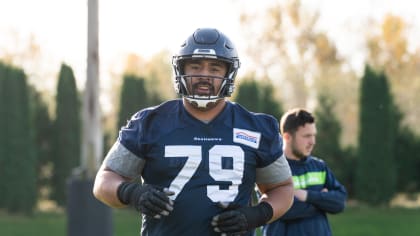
164 145 244 202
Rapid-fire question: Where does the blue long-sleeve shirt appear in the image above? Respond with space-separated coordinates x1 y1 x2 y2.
262 156 347 236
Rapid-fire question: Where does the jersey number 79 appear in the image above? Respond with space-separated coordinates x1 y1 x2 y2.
165 145 245 203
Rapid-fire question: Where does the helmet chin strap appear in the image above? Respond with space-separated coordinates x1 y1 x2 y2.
185 96 223 109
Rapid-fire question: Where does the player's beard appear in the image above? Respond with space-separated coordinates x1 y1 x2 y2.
182 76 226 111
191 81 216 97
188 81 221 111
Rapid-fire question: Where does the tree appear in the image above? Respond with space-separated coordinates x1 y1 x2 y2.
259 81 284 120
233 78 260 112
0 62 9 209
313 94 343 178
117 74 159 132
312 93 356 196
0 62 36 214
233 77 283 119
240 0 315 108
239 0 359 146
122 52 175 101
355 65 397 205
394 126 420 193
51 63 81 206
366 14 420 136
29 87 54 202
105 52 173 140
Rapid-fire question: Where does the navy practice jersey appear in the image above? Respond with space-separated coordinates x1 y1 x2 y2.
106 99 291 236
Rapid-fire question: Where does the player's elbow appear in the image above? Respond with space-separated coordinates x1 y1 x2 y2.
284 178 294 209
329 201 346 214
92 170 109 203
92 175 103 201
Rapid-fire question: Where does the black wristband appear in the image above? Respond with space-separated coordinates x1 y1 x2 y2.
240 201 273 229
256 201 274 224
117 181 135 205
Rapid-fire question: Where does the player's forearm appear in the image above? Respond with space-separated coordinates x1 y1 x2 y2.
306 189 347 213
280 199 321 220
93 168 128 208
259 177 294 222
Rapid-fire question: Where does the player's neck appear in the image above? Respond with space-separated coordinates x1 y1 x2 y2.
183 98 226 122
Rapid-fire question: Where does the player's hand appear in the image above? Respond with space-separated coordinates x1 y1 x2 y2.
294 189 308 201
117 182 174 219
212 209 248 235
211 202 273 235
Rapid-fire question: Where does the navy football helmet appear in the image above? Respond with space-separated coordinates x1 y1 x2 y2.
172 28 241 108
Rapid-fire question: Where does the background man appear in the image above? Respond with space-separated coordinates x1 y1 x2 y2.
263 108 347 236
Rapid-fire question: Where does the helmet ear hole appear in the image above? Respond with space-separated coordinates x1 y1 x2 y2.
178 61 186 75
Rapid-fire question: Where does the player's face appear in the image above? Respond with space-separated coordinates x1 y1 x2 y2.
290 123 316 159
183 59 227 97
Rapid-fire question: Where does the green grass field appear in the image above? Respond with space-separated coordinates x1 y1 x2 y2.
330 206 420 236
1 207 420 236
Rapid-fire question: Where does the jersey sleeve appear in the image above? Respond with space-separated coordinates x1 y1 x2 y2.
104 111 148 178
255 117 291 184
256 154 291 184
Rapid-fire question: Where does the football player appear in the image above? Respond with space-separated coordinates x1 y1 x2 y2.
93 28 294 236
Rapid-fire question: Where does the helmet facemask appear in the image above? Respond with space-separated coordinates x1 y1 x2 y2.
172 28 240 109
174 57 237 109
179 73 228 109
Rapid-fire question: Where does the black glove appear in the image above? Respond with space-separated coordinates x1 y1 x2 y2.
117 182 174 219
211 202 273 235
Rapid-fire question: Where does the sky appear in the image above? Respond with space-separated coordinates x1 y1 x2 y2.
0 0 419 100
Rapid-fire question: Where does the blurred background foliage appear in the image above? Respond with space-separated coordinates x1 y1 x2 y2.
1 1 420 233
